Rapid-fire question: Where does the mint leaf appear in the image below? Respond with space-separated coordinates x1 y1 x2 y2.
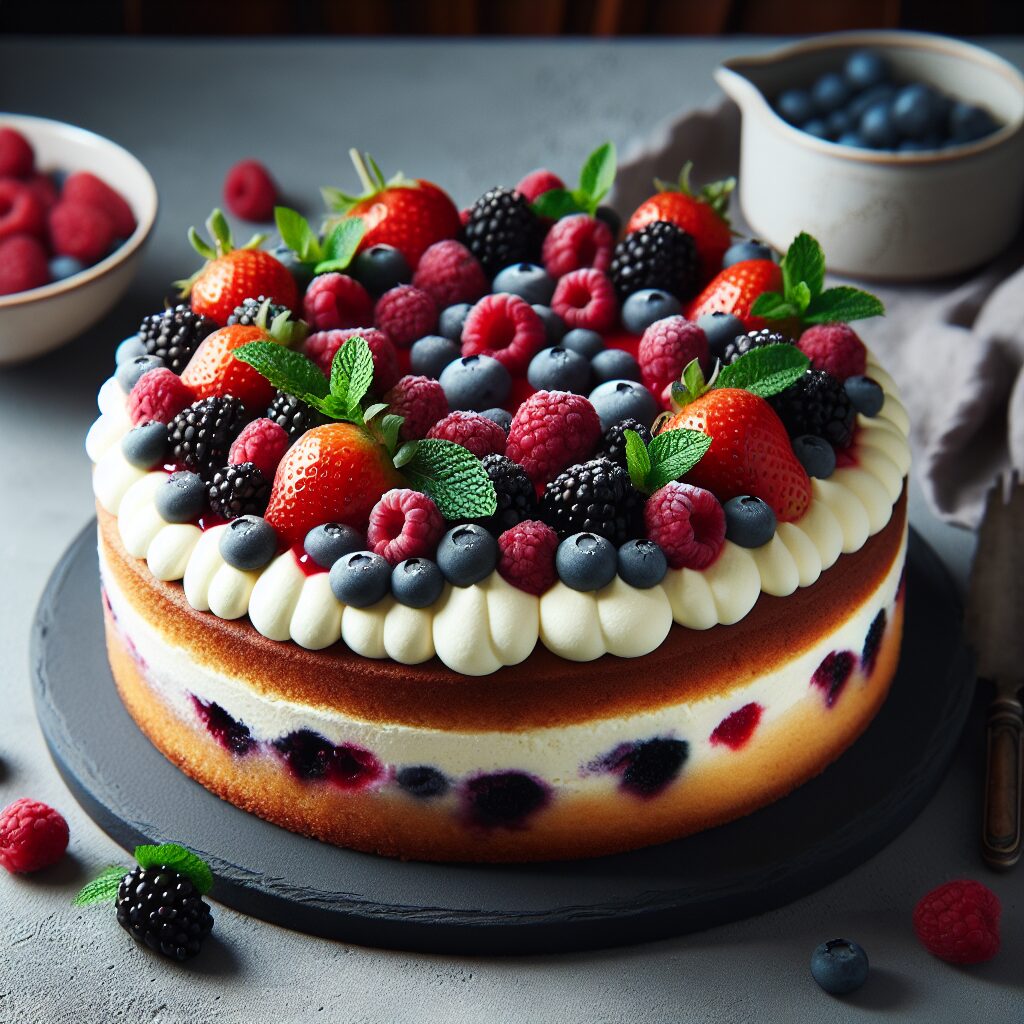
578 141 616 208
329 336 375 419
623 429 651 491
379 413 404 453
646 428 713 491
393 440 419 469
532 188 583 220
234 341 329 401
72 865 125 907
134 843 214 895
275 207 319 263
363 401 388 424
782 232 825 299
791 280 812 314
401 439 497 519
716 344 809 397
322 218 365 267
750 292 798 321
805 286 886 324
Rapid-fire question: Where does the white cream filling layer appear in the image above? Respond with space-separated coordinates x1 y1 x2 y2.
89 358 910 676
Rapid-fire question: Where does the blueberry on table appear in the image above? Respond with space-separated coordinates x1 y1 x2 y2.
329 550 391 606
527 345 591 394
156 471 207 524
115 335 146 366
556 532 617 591
391 557 445 608
304 522 364 570
438 302 473 342
844 375 885 417
810 938 869 995
812 72 852 114
410 334 461 378
697 311 746 360
776 88 814 125
860 101 899 149
351 243 411 297
591 347 642 385
439 354 512 411
219 515 278 571
436 524 499 587
589 378 658 431
121 422 170 470
844 48 888 91
791 435 836 479
617 539 668 589
621 288 682 335
721 240 773 269
723 495 777 548
531 303 567 344
561 327 605 359
493 262 556 306
892 83 940 140
115 353 163 393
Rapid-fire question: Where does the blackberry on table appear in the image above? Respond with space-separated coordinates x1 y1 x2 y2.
115 865 214 961
463 186 540 277
596 417 652 469
168 395 250 480
541 457 643 544
266 390 325 442
770 369 856 449
608 220 700 302
137 304 217 374
207 462 270 519
479 453 538 536
227 295 293 326
720 327 795 366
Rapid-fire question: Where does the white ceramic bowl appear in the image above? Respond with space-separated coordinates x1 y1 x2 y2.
716 32 1024 280
0 114 158 365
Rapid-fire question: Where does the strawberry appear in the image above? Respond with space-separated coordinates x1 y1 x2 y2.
264 423 403 546
322 150 460 268
626 163 734 282
685 259 782 332
178 209 298 325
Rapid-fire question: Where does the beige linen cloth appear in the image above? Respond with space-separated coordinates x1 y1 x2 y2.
614 100 1024 529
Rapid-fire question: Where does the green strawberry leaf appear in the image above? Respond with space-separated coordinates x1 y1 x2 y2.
275 206 320 264
322 217 365 267
716 344 809 397
646 428 713 492
401 439 497 519
329 336 375 420
134 843 214 895
72 865 126 907
321 185 359 214
782 231 825 300
578 141 617 209
804 286 886 324
206 208 233 254
749 291 798 321
623 429 651 491
532 188 584 220
234 341 330 401
187 226 217 262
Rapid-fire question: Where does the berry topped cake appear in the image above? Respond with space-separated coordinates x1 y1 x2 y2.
86 146 909 862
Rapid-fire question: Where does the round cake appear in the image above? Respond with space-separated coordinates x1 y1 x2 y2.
85 149 910 862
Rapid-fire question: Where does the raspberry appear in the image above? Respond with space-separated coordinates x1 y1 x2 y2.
223 159 278 223
374 284 438 348
542 214 615 279
304 327 400 393
427 410 507 459
644 482 725 570
461 293 546 375
383 375 449 440
498 519 558 595
128 367 195 426
638 315 710 394
49 201 115 264
412 239 488 308
797 323 868 381
0 798 69 873
506 390 602 486
913 880 1001 965
228 417 290 477
0 128 34 178
0 179 45 241
302 272 373 331
367 488 445 565
550 268 617 333
0 234 48 295
24 172 58 211
515 169 565 203
62 171 137 238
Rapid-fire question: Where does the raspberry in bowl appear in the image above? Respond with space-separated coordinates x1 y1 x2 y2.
0 115 157 365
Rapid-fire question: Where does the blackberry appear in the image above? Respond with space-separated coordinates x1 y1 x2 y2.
207 462 270 520
541 458 643 544
596 417 652 469
168 396 250 480
463 186 540 277
479 453 538 536
608 221 700 302
720 327 795 366
115 865 214 961
227 295 292 326
266 390 325 442
137 304 217 374
770 369 856 449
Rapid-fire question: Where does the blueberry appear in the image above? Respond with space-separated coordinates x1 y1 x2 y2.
410 334 461 379
121 422 170 469
697 311 746 361
723 495 777 548
617 539 668 589
812 72 852 114
556 532 617 591
391 557 445 608
438 303 473 343
892 83 940 140
561 328 604 359
304 522 364 569
115 354 164 393
48 255 85 282
591 347 642 385
722 239 773 269
531 304 567 345
847 83 896 121
464 771 549 827
436 524 498 587
621 288 681 335
836 131 868 148
527 346 591 394
810 939 869 995
115 335 146 366
351 244 411 297
396 765 449 799
439 354 512 412
792 435 836 479
156 471 207 524
595 204 621 237
860 101 898 149
949 101 999 144
844 48 888 91
826 109 854 138
844 375 885 417
776 88 814 125
219 515 278 571
492 263 555 306
588 379 658 431
619 737 689 796
270 243 314 291
479 407 512 433
802 118 831 140
329 551 391 607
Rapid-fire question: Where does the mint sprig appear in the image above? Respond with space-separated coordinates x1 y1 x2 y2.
275 206 365 275
72 865 125 907
623 427 712 494
750 232 884 326
531 141 617 219
72 843 214 907
399 439 497 519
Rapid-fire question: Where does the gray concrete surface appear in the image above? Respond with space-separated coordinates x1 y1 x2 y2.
0 36 1022 1024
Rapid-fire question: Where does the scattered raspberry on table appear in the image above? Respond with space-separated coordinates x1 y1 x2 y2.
0 798 69 874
